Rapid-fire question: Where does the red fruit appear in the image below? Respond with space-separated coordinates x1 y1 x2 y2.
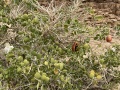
72 42 78 52
106 35 112 42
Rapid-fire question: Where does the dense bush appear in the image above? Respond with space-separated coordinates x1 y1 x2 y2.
0 0 120 90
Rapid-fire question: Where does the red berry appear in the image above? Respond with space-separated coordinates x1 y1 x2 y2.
106 35 112 42
72 42 79 52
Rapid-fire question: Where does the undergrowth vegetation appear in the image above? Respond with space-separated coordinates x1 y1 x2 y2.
0 0 120 90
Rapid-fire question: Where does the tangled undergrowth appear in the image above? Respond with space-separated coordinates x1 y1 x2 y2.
0 0 120 90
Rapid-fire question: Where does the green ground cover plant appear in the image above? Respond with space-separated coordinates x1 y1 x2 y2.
0 0 120 90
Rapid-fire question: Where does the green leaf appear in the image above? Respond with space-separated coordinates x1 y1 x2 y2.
94 15 104 21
